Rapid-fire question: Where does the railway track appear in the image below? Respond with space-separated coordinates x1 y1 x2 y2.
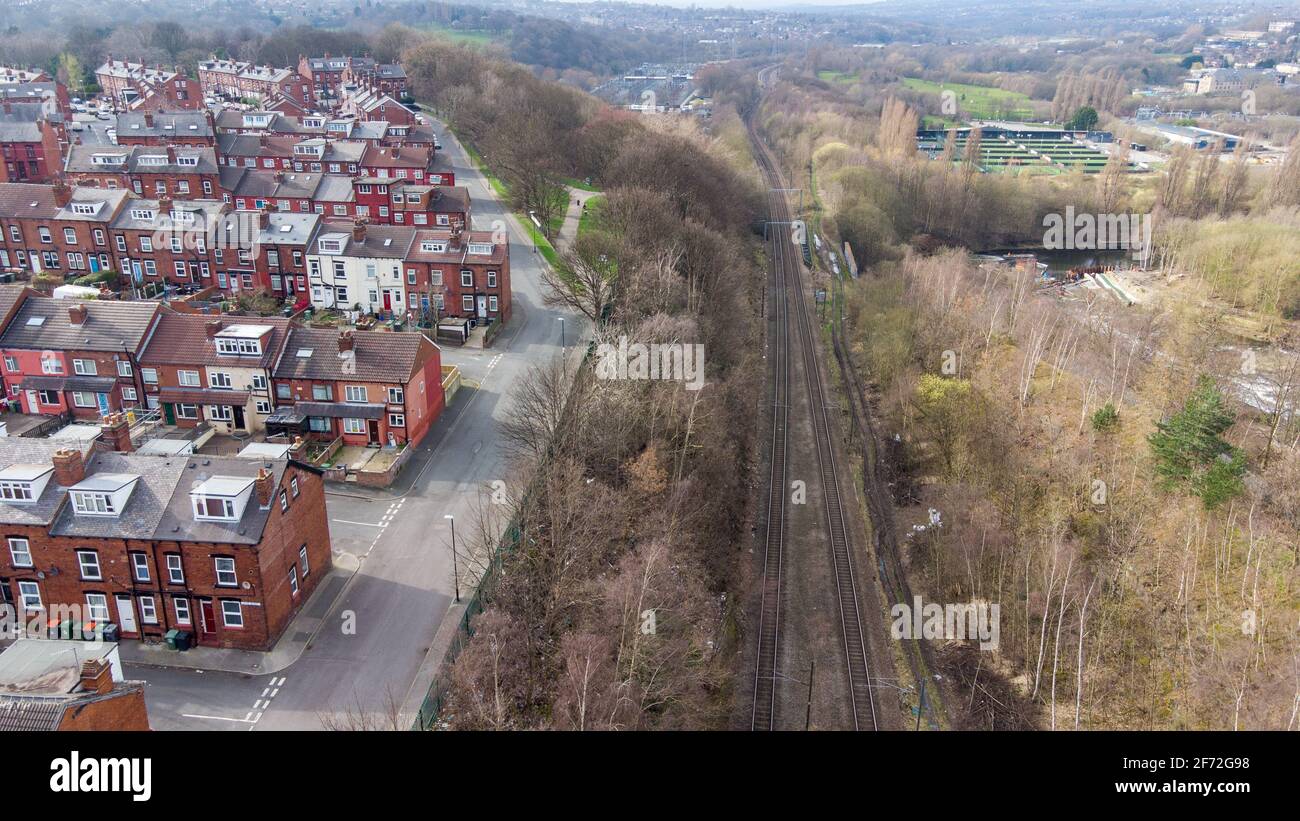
749 65 878 731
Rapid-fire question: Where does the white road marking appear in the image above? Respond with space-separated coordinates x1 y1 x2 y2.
181 713 257 723
332 519 386 528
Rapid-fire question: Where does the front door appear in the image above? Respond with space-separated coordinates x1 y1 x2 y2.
96 392 110 416
477 295 487 319
198 599 217 639
88 256 100 273
163 403 175 424
24 390 38 413
382 290 392 311
115 595 138 634
367 418 379 444
232 405 245 431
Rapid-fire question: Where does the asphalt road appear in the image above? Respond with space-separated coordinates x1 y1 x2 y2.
126 118 586 731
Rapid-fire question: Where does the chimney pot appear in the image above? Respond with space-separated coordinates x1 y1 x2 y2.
79 659 114 695
52 448 85 487
255 467 274 508
101 412 133 452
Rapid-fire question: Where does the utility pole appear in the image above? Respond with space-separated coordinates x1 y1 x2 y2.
916 677 926 731
805 660 815 731
443 514 461 603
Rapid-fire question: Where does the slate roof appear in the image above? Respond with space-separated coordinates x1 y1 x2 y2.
274 326 433 383
0 182 57 219
0 298 160 353
0 283 34 327
0 438 94 527
309 221 414 258
140 311 291 369
155 455 287 545
48 451 187 540
116 111 213 139
407 229 506 265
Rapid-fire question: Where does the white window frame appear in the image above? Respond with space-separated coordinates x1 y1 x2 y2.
221 599 243 628
166 554 184 584
132 552 150 582
8 537 32 567
77 550 102 580
214 557 237 587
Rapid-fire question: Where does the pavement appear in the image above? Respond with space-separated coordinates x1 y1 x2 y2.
125 113 590 731
555 186 602 252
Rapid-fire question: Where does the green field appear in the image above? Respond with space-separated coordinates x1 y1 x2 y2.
419 23 498 46
901 77 1035 121
817 70 860 85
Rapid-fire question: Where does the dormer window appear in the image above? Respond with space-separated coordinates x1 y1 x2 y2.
71 203 99 216
194 496 236 519
0 465 53 504
420 241 446 253
468 242 493 255
130 208 156 221
69 473 139 517
177 156 199 167
191 476 255 522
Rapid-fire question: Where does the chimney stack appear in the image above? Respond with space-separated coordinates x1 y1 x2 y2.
52 448 85 487
51 180 72 208
338 328 355 354
166 146 176 163
351 220 366 242
101 412 133 453
68 303 87 326
159 197 173 216
259 208 270 229
289 435 307 459
255 467 274 508
205 319 222 338
143 112 153 127
79 659 114 695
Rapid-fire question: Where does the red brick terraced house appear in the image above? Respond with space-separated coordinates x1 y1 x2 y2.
221 167 355 218
298 55 352 108
108 197 231 292
94 59 201 112
350 179 468 226
341 58 409 98
270 326 444 448
0 298 161 419
404 226 512 325
64 143 221 199
138 312 291 434
196 58 313 110
0 100 65 184
0 182 128 277
0 437 332 650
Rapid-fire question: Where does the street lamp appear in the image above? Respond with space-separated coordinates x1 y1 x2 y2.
528 210 540 254
443 514 461 603
557 317 565 351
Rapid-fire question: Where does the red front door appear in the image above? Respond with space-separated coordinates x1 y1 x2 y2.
199 599 217 639
383 290 392 310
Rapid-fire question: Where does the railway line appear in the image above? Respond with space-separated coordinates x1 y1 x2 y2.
749 65 878 732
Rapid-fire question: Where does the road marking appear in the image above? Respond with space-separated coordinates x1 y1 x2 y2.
332 518 387 528
182 713 257 723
